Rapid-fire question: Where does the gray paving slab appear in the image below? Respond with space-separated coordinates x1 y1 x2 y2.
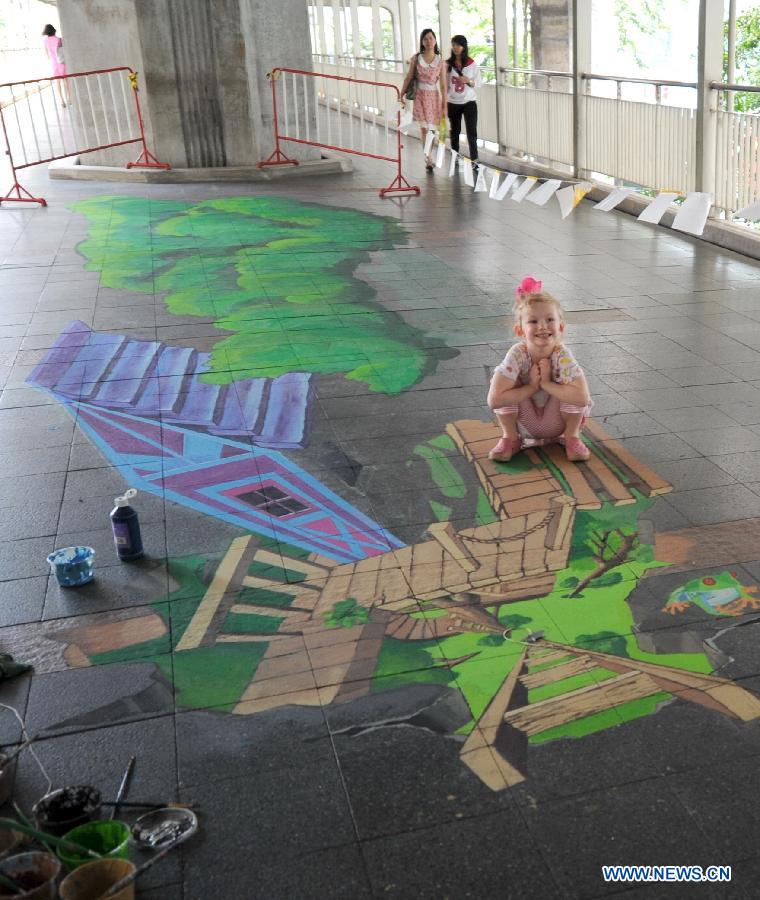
522 778 720 899
664 484 760 526
361 811 559 898
677 426 760 455
648 405 740 431
608 432 702 463
617 386 711 411
709 451 760 483
178 763 356 896
652 456 738 492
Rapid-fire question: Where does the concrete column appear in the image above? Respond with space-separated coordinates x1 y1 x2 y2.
492 0 509 152
438 0 451 55
332 0 345 57
727 0 736 111
57 0 317 168
372 0 384 67
349 0 362 60
316 0 328 56
398 0 414 62
571 0 591 178
695 0 723 195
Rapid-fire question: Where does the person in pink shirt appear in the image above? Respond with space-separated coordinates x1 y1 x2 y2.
42 24 68 107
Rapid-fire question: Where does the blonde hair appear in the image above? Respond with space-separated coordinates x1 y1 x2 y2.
512 286 565 328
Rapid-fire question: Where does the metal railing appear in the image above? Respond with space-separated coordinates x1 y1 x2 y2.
583 72 697 105
259 67 419 198
311 55 759 221
311 53 405 73
711 82 760 219
0 66 169 206
497 66 573 167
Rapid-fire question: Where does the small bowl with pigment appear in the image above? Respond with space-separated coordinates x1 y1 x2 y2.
46 546 95 588
59 858 136 900
0 850 60 899
57 820 130 871
33 785 102 837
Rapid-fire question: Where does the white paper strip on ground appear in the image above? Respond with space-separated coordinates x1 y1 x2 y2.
435 141 446 168
474 166 487 192
494 172 519 201
448 149 458 177
735 200 760 220
525 179 562 206
511 176 537 203
488 170 501 198
637 192 679 224
556 181 593 219
594 187 633 212
423 130 435 155
671 192 712 236
463 159 475 187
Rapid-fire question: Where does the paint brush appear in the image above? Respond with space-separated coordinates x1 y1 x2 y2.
109 755 135 820
101 800 199 811
0 817 101 861
97 836 182 898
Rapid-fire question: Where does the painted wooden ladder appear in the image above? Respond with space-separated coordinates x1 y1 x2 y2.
460 638 760 790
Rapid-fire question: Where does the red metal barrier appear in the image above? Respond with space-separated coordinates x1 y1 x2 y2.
258 67 419 198
0 66 170 207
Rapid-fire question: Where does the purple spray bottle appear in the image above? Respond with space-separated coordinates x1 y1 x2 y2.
110 488 144 561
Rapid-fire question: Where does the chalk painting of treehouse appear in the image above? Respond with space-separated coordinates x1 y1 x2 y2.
173 416 760 789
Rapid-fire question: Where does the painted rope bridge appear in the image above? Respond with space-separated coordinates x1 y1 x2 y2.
460 638 760 790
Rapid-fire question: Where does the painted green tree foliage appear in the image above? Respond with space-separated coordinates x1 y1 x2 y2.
72 196 454 394
724 7 760 112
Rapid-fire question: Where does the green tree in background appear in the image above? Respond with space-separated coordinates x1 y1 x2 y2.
613 0 669 69
724 7 760 112
450 0 496 75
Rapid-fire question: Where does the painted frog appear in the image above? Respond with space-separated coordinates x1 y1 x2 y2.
662 570 760 617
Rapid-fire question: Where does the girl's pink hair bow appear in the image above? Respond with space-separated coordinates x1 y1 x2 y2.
516 276 542 298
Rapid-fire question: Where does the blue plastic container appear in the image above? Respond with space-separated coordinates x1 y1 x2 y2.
47 546 95 587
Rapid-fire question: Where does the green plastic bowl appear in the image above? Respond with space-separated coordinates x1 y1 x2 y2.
57 820 130 871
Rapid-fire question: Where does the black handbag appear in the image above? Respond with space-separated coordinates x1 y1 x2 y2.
405 55 419 100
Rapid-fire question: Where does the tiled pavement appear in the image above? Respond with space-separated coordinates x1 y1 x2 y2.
1 151 760 899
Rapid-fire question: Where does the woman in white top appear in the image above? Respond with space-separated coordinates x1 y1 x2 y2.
400 29 447 172
446 35 482 168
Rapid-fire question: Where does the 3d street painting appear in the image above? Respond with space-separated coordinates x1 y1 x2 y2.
18 195 760 792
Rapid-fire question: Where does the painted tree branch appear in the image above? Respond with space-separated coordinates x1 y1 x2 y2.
570 529 638 598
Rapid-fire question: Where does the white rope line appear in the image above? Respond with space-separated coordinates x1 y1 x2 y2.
0 702 52 796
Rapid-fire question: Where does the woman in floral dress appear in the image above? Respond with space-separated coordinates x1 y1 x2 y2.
400 29 447 172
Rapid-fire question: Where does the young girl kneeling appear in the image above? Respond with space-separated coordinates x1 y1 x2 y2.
487 276 592 463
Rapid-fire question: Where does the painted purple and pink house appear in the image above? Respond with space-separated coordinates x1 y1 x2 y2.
28 322 402 563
